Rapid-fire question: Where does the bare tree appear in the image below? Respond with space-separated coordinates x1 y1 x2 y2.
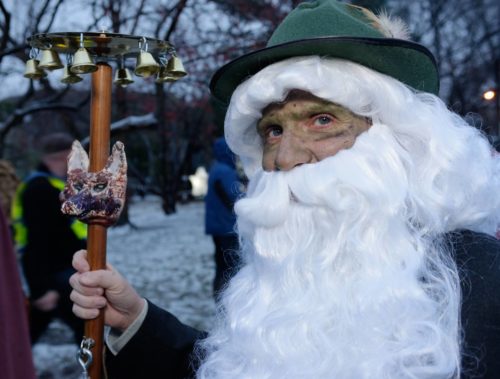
390 0 500 134
0 0 92 166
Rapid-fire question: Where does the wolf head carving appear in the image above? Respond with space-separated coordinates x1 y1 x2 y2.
60 140 127 226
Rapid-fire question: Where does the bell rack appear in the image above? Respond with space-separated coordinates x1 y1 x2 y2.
28 31 170 60
26 31 186 85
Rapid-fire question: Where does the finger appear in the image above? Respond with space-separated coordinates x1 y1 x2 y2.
72 303 100 320
70 289 107 310
69 273 104 296
72 249 90 272
85 266 125 292
76 268 117 288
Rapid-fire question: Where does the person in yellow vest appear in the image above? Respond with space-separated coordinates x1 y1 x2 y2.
12 132 86 344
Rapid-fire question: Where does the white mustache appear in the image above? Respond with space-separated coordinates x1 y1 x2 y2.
235 124 411 233
235 170 291 228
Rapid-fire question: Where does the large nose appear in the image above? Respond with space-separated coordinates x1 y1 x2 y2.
274 132 312 171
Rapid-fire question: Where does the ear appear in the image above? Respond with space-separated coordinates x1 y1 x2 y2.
104 141 127 175
68 140 89 172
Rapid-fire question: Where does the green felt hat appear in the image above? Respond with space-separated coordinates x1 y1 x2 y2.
210 0 439 105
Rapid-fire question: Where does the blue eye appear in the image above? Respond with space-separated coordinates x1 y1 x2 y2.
314 115 333 126
266 125 282 138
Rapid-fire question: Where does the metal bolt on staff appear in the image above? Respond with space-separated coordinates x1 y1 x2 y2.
25 31 187 379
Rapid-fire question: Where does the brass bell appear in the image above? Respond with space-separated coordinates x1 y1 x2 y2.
134 51 159 77
166 56 187 78
114 68 134 86
156 66 177 83
61 65 83 84
23 59 46 80
71 47 98 74
38 49 64 70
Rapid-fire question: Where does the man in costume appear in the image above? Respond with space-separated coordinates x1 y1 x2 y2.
13 133 86 344
70 1 500 378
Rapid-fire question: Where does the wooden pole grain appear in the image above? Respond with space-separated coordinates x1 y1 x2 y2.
85 62 112 379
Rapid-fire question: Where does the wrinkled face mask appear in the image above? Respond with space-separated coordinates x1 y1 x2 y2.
257 89 371 172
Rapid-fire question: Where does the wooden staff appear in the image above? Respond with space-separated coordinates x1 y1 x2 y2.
84 62 112 379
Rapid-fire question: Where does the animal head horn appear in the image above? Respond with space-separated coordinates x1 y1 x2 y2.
67 140 89 172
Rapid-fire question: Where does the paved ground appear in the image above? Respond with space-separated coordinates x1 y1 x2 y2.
33 197 216 378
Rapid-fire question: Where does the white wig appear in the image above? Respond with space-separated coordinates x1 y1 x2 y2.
224 56 500 237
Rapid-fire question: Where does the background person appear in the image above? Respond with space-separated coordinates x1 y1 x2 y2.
204 137 244 298
12 132 86 344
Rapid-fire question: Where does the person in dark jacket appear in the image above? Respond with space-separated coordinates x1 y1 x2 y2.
12 133 86 344
205 137 243 297
69 1 500 378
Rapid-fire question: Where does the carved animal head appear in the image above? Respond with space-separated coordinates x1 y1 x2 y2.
60 140 127 226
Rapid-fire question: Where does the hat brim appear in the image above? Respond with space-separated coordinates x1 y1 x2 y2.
210 36 439 105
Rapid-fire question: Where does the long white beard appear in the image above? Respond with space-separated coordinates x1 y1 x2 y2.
196 124 461 379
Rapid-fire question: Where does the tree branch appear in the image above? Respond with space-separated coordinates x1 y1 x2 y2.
0 1 11 56
164 0 188 42
0 102 80 156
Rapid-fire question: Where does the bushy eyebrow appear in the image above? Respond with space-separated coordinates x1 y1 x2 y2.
258 101 344 128
257 113 279 133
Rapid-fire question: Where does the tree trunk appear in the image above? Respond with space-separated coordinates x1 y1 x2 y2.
156 83 177 214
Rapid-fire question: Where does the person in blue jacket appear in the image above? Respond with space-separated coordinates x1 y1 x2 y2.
204 137 244 298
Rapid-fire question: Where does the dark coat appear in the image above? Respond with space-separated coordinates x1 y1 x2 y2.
105 230 500 379
19 164 86 300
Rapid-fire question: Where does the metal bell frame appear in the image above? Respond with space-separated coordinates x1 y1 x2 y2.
26 31 187 87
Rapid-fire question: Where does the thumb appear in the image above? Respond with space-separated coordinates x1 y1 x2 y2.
72 249 90 272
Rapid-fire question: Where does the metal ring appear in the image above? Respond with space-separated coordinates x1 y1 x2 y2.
29 48 39 59
76 347 93 371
